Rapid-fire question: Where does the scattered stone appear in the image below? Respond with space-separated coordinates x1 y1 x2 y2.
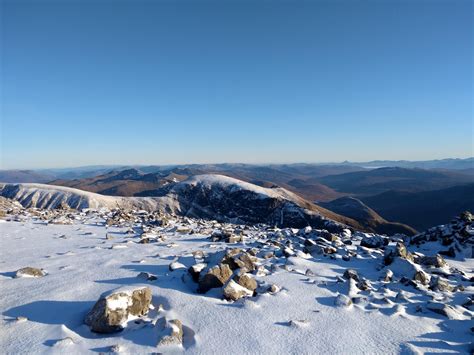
15 267 46 278
429 276 454 292
158 318 183 346
268 284 280 293
85 286 152 333
334 294 352 307
223 279 254 301
417 254 447 268
426 302 461 320
188 263 207 282
384 242 412 265
137 272 157 281
233 272 257 292
343 269 359 282
360 235 389 249
169 261 186 271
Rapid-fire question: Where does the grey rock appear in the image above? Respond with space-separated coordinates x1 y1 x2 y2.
85 286 152 333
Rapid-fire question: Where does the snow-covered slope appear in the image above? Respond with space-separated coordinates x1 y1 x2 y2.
0 208 472 354
0 183 162 211
0 176 360 232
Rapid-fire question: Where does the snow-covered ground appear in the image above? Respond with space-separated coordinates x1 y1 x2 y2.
0 210 472 354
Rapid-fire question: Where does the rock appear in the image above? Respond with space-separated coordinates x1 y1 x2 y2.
334 294 352 307
197 263 233 293
137 272 157 281
384 242 412 265
222 251 257 272
223 279 253 301
426 302 461 319
188 263 207 282
158 318 183 346
268 284 280 293
169 261 186 271
85 286 152 333
343 269 360 282
439 247 456 258
429 276 454 292
413 270 430 285
15 267 46 278
16 316 28 323
288 319 310 327
360 235 389 249
383 269 393 282
283 247 295 257
417 254 447 268
233 272 257 292
388 257 430 285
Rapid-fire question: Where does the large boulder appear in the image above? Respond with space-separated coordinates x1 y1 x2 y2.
197 264 233 293
85 286 152 333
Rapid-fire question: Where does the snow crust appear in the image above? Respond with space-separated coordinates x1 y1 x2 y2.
1 214 472 354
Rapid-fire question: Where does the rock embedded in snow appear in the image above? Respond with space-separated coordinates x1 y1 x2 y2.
85 286 152 333
360 235 389 249
233 272 257 292
157 318 183 346
343 269 360 282
426 302 461 320
223 279 254 301
137 272 157 281
198 263 233 293
188 263 207 282
15 267 46 278
429 276 453 292
169 261 186 271
334 294 352 307
416 254 447 268
384 242 413 265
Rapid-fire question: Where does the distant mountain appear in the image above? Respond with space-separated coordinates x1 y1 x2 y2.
342 157 473 170
48 165 354 202
0 170 56 183
320 196 417 235
318 167 474 196
361 183 474 231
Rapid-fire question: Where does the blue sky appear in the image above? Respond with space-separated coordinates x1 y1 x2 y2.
1 0 472 169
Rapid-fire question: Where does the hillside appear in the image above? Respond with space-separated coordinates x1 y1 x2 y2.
320 196 417 235
318 167 474 195
0 176 359 232
362 183 474 230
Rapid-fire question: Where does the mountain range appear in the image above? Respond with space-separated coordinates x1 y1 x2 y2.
0 157 472 233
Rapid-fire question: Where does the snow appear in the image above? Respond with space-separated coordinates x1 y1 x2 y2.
0 214 472 354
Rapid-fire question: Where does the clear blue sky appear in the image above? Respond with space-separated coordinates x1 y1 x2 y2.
1 0 472 169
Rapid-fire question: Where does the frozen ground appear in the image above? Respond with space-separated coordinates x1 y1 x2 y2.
0 212 472 354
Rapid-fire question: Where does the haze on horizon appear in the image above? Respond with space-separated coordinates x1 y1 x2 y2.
1 0 472 170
